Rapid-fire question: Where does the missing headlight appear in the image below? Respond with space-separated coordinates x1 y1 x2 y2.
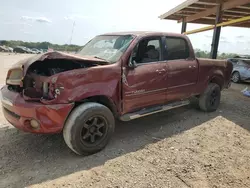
43 82 49 98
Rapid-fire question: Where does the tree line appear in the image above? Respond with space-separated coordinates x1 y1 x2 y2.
194 49 238 59
0 40 82 52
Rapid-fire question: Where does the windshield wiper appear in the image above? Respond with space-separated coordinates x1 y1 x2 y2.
93 56 111 64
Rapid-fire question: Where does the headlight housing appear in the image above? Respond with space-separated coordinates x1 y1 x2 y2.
6 68 23 86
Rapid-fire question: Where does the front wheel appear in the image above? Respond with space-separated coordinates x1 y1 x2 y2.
231 72 240 83
199 83 221 112
63 102 115 155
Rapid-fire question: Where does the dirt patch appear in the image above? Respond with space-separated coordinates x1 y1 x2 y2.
0 53 249 188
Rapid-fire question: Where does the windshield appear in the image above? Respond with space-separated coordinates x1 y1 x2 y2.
77 35 134 63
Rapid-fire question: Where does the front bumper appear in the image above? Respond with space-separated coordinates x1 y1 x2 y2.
1 85 74 133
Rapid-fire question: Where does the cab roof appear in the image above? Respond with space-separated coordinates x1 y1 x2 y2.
101 31 185 38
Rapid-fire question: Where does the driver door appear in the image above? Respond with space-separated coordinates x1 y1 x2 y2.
122 36 168 113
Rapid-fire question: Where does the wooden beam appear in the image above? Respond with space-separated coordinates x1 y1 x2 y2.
195 2 218 6
216 15 250 27
224 9 250 14
184 15 250 35
187 6 206 10
178 0 250 23
237 5 250 10
180 10 199 13
203 17 228 21
223 14 245 18
159 0 199 19
189 19 250 27
175 13 193 16
190 18 215 24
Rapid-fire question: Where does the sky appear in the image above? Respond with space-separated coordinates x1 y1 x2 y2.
1 0 250 54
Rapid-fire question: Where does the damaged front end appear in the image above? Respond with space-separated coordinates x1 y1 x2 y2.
6 51 106 104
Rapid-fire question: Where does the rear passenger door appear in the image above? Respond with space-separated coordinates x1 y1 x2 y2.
164 37 198 102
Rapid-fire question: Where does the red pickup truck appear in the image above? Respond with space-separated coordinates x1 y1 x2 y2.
1 31 232 155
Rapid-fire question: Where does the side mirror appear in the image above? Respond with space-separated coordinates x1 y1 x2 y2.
128 44 139 68
128 51 138 68
128 58 137 68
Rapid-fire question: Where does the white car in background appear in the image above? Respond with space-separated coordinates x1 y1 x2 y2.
228 58 250 83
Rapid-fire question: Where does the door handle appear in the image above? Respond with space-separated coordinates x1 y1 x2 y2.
189 65 196 68
156 69 166 73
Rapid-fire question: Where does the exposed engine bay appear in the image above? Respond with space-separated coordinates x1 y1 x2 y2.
7 59 100 102
27 59 96 76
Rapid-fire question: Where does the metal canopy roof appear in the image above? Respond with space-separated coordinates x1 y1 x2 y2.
159 0 250 28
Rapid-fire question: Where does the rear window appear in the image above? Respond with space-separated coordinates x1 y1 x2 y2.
165 37 190 60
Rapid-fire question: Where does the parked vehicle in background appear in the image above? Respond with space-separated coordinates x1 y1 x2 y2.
0 45 12 52
1 31 233 155
229 58 250 83
0 46 8 52
233 55 250 59
7 47 13 52
13 46 29 53
31 48 43 54
13 46 35 54
25 47 37 54
227 58 238 66
39 49 47 53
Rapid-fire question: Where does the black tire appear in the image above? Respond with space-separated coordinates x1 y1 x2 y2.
199 83 221 112
231 71 240 83
63 102 115 155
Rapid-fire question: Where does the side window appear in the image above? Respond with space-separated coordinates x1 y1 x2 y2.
148 40 160 51
132 38 161 64
165 37 189 60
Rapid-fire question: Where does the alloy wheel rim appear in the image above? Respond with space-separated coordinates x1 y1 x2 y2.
232 73 239 82
210 89 219 106
81 116 107 145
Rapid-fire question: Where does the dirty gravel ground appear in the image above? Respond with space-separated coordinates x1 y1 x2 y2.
0 53 249 188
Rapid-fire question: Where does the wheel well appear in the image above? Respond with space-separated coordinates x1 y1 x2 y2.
232 70 239 75
210 77 223 89
75 95 118 118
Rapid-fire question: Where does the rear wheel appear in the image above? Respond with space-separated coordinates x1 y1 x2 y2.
231 71 240 83
199 83 221 112
63 102 115 155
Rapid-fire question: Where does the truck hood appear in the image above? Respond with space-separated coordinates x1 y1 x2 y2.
10 51 108 75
